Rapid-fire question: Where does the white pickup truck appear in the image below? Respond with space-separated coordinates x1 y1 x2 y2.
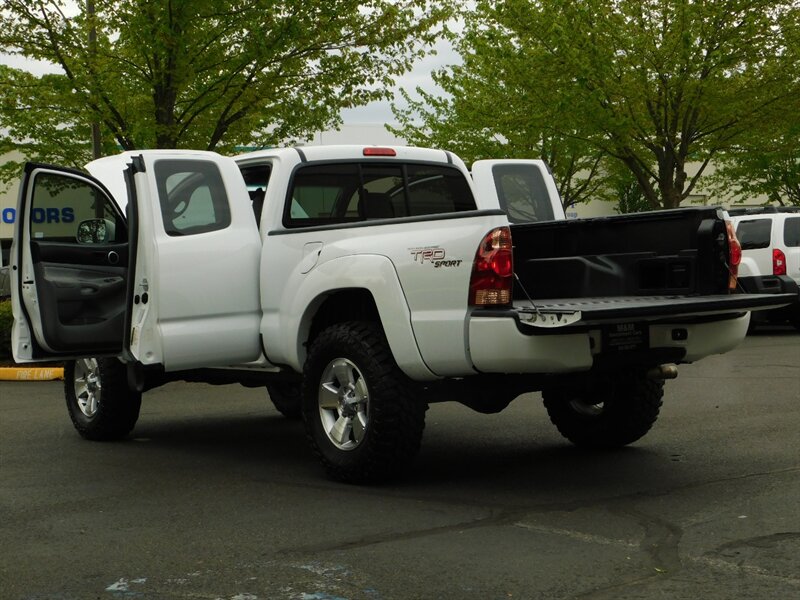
9 146 792 482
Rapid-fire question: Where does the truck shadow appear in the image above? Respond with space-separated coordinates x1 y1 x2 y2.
116 403 684 501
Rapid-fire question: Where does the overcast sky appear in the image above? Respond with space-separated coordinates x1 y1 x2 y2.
342 37 460 124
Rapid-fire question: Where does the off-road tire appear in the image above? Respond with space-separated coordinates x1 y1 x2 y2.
65 358 142 441
543 372 664 448
302 321 427 484
266 382 302 419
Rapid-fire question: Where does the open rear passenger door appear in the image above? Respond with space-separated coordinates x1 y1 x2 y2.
11 152 263 370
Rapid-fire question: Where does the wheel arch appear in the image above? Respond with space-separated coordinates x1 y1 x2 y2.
273 254 437 381
306 288 380 344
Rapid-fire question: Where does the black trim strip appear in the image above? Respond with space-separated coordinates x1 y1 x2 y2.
121 164 140 361
295 147 307 163
268 209 506 236
130 154 146 173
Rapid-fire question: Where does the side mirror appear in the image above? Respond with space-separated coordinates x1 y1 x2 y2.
76 218 115 244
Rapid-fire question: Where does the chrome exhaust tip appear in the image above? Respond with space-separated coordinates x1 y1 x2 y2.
647 364 679 380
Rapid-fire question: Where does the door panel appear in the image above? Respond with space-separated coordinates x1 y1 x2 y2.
31 246 127 352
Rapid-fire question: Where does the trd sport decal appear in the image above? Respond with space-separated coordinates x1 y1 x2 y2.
409 246 463 268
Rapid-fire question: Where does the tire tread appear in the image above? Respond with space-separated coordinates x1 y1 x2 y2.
65 358 142 441
302 321 426 483
543 373 663 448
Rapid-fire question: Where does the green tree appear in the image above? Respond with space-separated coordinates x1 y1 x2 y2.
711 3 800 207
610 168 651 214
0 0 451 181
398 0 800 210
390 12 609 211
710 129 800 207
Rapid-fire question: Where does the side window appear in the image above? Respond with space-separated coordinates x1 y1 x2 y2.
154 160 231 236
784 217 799 247
284 162 476 228
29 172 125 243
491 163 556 223
735 219 771 249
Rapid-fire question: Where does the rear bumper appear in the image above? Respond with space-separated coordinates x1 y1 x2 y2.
737 277 800 322
467 312 751 374
737 275 798 297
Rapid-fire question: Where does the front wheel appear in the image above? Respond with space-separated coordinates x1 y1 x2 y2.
65 358 142 441
543 371 664 448
302 321 427 483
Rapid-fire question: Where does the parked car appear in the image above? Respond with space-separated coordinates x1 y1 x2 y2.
729 207 800 330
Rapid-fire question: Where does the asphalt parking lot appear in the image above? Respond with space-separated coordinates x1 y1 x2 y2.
1 329 798 600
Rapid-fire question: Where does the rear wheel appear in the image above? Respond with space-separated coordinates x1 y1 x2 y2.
65 358 142 440
302 321 427 483
543 371 663 448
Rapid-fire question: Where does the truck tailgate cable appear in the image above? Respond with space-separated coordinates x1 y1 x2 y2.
514 272 542 318
513 271 582 328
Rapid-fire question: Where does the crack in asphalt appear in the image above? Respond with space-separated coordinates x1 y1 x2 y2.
273 466 799 598
712 530 800 553
276 507 525 555
691 554 800 586
512 522 639 549
570 507 685 600
273 466 799 556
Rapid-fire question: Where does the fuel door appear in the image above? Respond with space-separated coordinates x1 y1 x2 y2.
300 241 323 274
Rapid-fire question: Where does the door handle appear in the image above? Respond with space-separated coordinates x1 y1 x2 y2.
90 250 121 265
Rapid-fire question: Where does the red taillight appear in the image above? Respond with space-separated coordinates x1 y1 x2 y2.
363 147 396 156
469 227 513 306
773 248 787 276
726 220 741 291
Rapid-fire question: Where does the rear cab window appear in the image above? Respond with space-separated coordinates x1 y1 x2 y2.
283 162 476 228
